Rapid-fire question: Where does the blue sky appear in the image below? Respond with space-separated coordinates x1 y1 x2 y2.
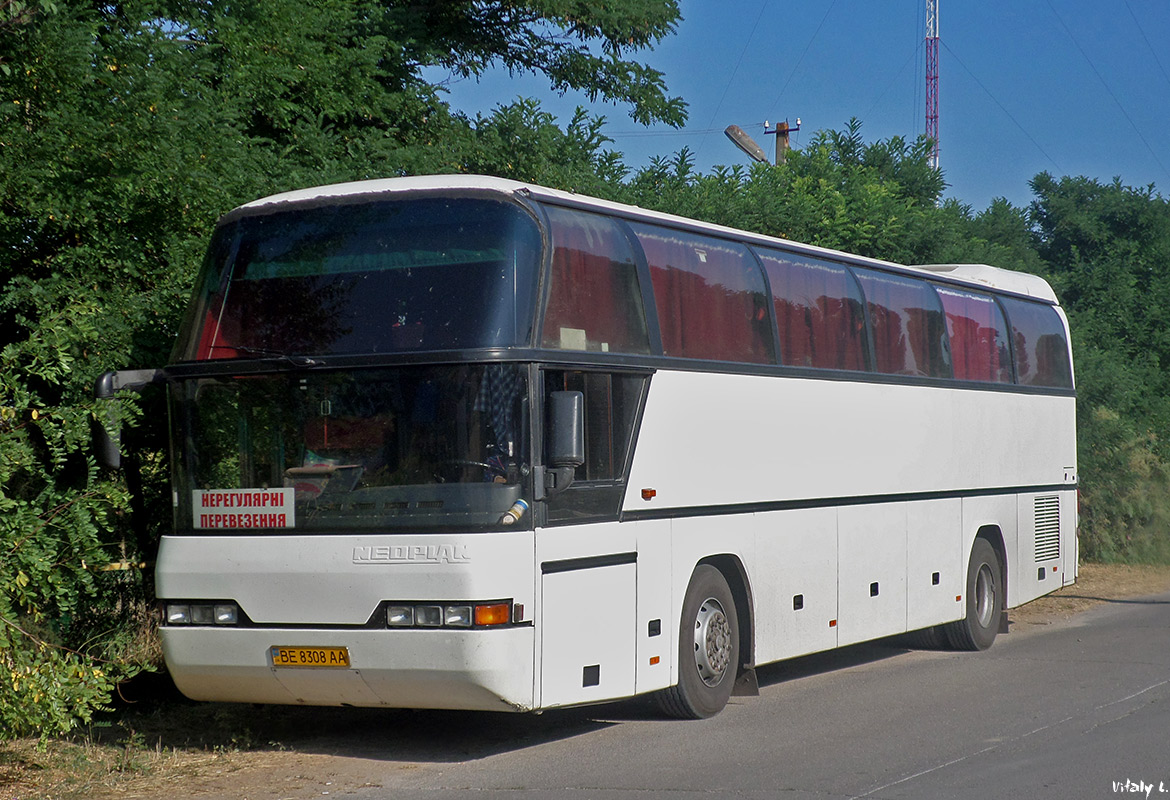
431 0 1170 213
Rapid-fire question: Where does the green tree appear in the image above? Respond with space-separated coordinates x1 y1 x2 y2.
1028 174 1170 561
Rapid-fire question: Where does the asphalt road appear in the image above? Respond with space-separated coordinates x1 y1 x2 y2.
317 591 1170 800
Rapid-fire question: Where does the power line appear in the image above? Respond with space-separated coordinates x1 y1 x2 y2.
605 123 765 139
695 0 770 159
1044 0 1170 183
767 0 839 111
863 40 922 126
941 41 1063 172
1123 0 1170 92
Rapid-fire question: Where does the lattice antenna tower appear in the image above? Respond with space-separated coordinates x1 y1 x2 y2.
925 0 939 169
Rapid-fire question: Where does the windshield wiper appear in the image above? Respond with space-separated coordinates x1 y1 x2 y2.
206 345 324 367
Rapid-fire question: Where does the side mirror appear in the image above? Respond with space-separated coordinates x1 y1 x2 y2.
548 391 584 468
543 391 584 496
93 415 124 470
92 368 165 470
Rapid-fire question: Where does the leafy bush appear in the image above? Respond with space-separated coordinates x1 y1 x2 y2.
0 0 685 741
1 643 121 739
1077 407 1170 563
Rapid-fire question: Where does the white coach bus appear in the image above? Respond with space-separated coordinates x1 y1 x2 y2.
97 175 1077 718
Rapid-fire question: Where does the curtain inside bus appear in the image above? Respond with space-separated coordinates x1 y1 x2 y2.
756 250 868 371
936 287 1013 383
629 224 774 364
540 207 651 354
853 269 952 378
999 297 1074 388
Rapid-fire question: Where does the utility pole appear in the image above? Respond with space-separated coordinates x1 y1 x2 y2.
764 118 801 165
925 0 939 169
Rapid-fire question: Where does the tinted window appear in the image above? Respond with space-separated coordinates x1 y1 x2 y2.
936 287 1012 383
541 207 650 354
1000 297 1073 388
854 270 951 378
756 249 868 371
182 197 541 359
631 224 773 363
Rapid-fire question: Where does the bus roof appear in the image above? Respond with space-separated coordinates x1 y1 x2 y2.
236 174 1059 304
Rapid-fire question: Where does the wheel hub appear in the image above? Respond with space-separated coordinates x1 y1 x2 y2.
974 563 995 628
693 597 732 687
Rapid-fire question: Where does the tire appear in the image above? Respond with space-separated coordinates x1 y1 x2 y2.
944 538 1003 651
658 565 740 719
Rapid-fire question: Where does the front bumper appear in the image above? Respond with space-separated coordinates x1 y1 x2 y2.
161 624 536 712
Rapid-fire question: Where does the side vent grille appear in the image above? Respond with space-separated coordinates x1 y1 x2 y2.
1034 496 1060 562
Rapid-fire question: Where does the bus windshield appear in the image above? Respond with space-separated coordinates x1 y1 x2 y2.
177 196 541 360
172 364 532 533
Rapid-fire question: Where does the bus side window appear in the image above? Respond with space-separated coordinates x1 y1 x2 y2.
544 370 648 523
755 249 868 371
630 223 774 365
999 297 1074 388
541 207 651 354
936 287 1013 383
853 269 952 379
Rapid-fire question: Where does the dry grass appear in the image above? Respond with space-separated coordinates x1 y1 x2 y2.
1010 561 1170 625
0 730 252 800
0 683 297 800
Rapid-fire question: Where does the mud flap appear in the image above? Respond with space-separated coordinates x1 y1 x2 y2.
732 667 759 697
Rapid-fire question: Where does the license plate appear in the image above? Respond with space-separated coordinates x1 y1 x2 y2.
270 645 351 669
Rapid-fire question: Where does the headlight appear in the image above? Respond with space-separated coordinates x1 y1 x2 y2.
414 605 443 627
444 606 473 627
164 601 241 626
381 601 515 628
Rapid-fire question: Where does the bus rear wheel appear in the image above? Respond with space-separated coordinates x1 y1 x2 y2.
658 565 740 719
944 538 1003 651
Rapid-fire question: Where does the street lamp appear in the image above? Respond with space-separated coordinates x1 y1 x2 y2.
724 125 769 163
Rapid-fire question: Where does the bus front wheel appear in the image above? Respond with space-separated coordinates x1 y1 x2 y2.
659 565 740 719
945 538 1003 651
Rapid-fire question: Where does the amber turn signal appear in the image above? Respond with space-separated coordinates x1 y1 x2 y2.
474 603 512 626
